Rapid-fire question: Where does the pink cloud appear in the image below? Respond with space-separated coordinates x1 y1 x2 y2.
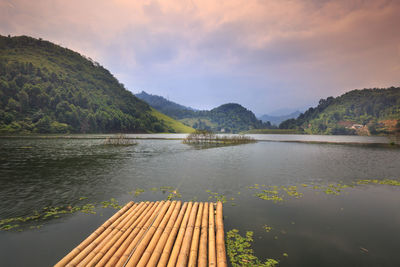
1 0 399 113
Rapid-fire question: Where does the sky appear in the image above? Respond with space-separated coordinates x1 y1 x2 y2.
1 0 400 115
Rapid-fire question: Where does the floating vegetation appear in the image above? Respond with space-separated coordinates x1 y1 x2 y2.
226 229 279 267
263 225 272 232
160 186 175 192
128 186 184 201
282 186 303 198
1 224 20 231
183 130 256 146
206 190 227 203
101 198 122 209
248 179 400 203
1 204 90 231
0 197 123 231
129 188 145 197
255 191 283 203
103 134 137 146
167 189 182 200
356 179 400 186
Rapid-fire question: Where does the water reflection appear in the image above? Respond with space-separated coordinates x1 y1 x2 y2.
0 137 399 266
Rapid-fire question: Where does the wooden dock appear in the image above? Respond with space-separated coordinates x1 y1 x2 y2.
55 201 227 267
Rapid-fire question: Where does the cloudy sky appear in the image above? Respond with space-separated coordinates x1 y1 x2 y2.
1 0 399 115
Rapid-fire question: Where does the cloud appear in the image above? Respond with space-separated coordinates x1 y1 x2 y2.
1 0 399 113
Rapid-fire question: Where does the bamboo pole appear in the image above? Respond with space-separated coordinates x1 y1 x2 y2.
94 202 154 266
125 201 172 267
175 202 199 267
208 202 216 267
154 202 188 267
88 201 151 266
104 201 160 267
216 202 227 267
76 202 147 267
188 202 203 267
66 202 140 267
163 202 193 267
198 202 208 267
114 201 165 267
137 201 181 267
55 201 134 267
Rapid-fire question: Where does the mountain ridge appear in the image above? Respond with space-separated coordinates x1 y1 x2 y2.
136 91 272 133
0 35 193 133
279 87 400 135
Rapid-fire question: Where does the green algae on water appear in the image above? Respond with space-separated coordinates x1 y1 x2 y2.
226 229 278 267
206 190 227 203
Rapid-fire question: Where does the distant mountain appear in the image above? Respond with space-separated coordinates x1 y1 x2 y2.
279 87 400 135
206 103 267 133
259 111 301 126
0 35 192 133
136 91 196 114
136 91 271 133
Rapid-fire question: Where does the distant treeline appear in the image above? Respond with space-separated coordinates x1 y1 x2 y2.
136 92 273 133
0 35 175 134
279 87 400 135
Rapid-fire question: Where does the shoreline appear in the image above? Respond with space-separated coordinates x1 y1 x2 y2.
0 134 398 147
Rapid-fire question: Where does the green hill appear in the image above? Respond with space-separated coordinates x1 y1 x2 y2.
205 103 268 133
279 87 400 135
136 91 196 117
0 35 192 134
136 91 272 133
150 108 194 133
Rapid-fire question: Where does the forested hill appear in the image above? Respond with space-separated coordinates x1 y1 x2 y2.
279 87 400 135
0 35 190 134
135 91 271 133
135 91 195 118
205 103 267 132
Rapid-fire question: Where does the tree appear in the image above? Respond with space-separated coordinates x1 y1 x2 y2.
34 115 51 133
17 91 29 112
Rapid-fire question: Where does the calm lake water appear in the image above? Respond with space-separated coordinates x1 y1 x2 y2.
0 134 399 266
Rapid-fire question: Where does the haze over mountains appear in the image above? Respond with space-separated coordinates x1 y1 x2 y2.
259 111 301 126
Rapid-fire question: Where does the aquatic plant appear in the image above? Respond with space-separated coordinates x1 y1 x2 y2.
167 189 182 200
101 198 122 209
263 225 272 232
103 134 137 146
248 179 400 203
255 191 283 203
356 179 400 186
129 188 145 197
206 190 227 203
0 197 121 231
226 229 278 267
183 130 256 146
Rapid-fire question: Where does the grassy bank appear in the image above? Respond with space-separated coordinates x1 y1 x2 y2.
150 108 195 133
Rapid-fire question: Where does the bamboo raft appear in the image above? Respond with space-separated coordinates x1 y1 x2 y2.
55 201 227 267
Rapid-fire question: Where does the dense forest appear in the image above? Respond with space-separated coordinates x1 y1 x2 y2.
136 91 196 117
0 35 185 134
279 87 400 135
136 91 272 133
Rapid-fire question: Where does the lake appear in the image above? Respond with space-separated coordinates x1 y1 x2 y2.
0 134 399 266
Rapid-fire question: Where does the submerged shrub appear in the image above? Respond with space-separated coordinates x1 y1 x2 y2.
103 134 137 146
183 130 256 146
